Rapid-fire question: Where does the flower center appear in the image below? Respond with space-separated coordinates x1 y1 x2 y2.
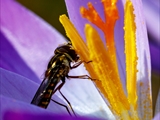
59 0 138 119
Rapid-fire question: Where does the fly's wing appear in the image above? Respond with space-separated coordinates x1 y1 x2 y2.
31 70 62 108
31 55 61 108
31 78 52 105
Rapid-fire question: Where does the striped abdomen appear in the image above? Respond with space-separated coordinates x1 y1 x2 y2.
31 55 70 108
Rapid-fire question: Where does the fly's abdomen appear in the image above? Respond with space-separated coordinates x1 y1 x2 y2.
31 76 59 109
37 82 57 108
31 55 70 109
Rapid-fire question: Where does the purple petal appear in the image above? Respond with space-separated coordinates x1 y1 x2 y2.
131 0 152 118
149 42 160 72
0 95 54 120
1 68 37 101
0 0 67 80
142 0 160 44
0 68 70 114
0 31 40 83
0 95 74 120
153 113 160 120
142 0 160 72
3 108 101 120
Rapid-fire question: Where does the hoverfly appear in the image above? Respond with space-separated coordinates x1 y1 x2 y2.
31 42 92 116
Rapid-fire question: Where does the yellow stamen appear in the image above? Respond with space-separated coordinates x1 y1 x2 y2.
85 24 130 118
124 0 137 107
124 0 138 118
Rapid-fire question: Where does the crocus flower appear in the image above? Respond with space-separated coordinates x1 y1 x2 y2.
61 0 159 119
0 0 159 120
60 1 159 119
0 0 105 120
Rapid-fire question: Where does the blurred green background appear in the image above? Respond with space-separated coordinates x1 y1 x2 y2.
17 0 68 38
17 0 159 116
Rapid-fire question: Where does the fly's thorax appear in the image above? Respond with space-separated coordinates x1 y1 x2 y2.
45 54 70 81
58 55 70 77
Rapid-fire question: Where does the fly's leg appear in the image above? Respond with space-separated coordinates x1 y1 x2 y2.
51 82 76 117
71 60 92 69
70 61 98 81
51 99 71 116
67 75 97 81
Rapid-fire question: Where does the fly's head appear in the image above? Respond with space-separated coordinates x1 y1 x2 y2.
54 42 79 62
